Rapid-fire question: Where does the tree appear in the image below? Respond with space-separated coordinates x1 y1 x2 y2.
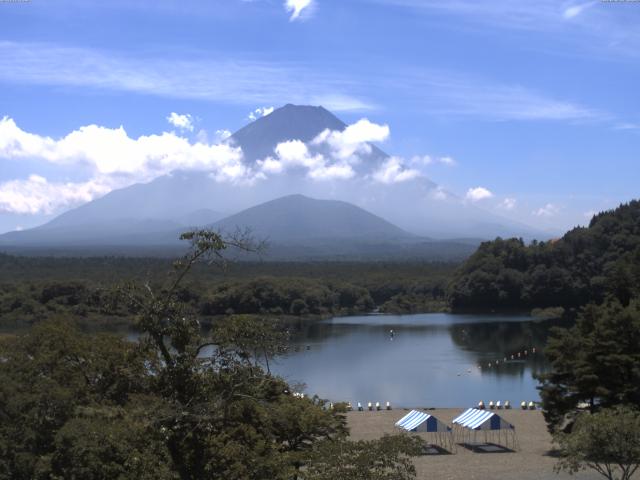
554 406 640 480
538 300 640 432
50 404 175 480
301 434 423 480
118 229 419 479
0 319 155 479
448 200 640 311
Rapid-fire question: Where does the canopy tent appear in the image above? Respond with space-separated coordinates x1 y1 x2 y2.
452 408 519 451
395 410 454 451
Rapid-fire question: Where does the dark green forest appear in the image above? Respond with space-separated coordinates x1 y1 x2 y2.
448 200 640 312
0 256 454 330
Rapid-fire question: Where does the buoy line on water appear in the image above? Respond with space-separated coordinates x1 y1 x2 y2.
476 346 537 371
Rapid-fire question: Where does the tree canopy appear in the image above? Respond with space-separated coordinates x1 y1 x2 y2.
538 300 640 432
554 406 640 480
448 200 640 311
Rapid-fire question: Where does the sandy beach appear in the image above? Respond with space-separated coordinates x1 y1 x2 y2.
346 408 616 480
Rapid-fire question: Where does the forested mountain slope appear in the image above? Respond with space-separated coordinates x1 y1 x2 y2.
447 200 640 310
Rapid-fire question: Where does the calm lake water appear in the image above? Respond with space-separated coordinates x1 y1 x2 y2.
271 313 558 408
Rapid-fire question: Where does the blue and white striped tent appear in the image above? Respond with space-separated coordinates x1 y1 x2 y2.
452 408 514 431
396 410 450 432
452 408 519 450
395 410 454 451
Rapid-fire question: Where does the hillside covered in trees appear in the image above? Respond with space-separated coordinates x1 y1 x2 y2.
448 200 640 311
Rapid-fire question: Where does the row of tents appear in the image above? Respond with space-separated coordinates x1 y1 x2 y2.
395 408 519 453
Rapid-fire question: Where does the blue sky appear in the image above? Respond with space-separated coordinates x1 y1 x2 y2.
0 0 638 234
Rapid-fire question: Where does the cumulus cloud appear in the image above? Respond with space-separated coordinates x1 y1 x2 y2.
0 174 112 215
214 129 232 141
465 186 494 202
255 118 391 181
166 112 194 131
533 203 560 217
0 116 244 178
372 157 421 184
248 106 274 122
312 119 389 161
0 116 250 215
285 0 314 21
257 140 354 181
498 197 517 210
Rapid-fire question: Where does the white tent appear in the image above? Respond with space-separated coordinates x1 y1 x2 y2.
452 408 519 451
395 410 454 451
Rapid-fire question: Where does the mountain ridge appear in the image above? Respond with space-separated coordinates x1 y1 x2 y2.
210 193 416 243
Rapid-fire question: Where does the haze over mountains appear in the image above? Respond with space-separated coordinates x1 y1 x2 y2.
0 104 548 259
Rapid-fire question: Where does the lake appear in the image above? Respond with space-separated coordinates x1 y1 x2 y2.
271 313 559 408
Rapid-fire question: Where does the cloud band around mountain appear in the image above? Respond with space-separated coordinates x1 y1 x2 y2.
0 115 435 215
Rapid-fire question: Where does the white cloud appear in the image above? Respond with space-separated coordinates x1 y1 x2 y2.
256 119 395 182
465 187 494 202
583 209 597 219
248 106 275 121
0 174 112 215
310 94 375 112
214 129 232 141
563 2 595 19
285 0 314 21
373 0 640 67
0 41 373 113
308 163 355 181
533 203 560 217
498 197 517 210
257 118 389 181
0 116 244 178
257 139 354 181
371 67 608 123
166 112 194 131
312 118 389 160
372 157 421 184
410 155 457 166
0 116 252 215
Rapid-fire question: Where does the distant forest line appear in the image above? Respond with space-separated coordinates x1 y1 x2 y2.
0 257 455 329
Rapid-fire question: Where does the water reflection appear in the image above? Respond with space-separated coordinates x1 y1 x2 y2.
272 313 564 408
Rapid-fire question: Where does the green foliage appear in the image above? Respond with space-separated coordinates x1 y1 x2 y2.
538 300 640 432
200 277 374 317
0 230 422 479
0 257 457 330
554 406 640 480
301 434 423 480
448 201 640 310
50 404 175 480
0 320 155 479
